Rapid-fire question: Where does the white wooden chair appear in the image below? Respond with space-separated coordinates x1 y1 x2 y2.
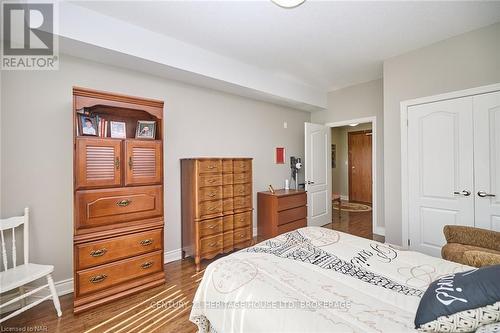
0 208 62 323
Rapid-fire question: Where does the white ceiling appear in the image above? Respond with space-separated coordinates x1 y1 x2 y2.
73 0 500 92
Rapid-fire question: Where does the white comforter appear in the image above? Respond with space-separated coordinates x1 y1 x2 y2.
190 227 471 333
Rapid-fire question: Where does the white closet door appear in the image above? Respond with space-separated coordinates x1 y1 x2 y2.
473 91 500 231
408 97 475 257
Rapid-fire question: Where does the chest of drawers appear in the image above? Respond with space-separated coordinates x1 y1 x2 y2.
181 158 253 271
257 189 307 240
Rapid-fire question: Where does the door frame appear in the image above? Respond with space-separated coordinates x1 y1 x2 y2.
325 116 380 236
400 82 500 249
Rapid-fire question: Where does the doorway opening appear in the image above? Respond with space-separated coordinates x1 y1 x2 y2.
325 117 382 241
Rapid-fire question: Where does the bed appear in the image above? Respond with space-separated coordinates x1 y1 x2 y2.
189 227 471 333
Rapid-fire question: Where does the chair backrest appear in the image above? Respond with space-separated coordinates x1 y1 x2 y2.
0 207 29 271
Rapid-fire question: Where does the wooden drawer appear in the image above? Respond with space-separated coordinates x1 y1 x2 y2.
233 160 251 173
234 211 252 229
223 185 233 198
76 229 162 270
233 227 252 243
223 214 234 232
233 173 251 184
197 159 222 173
233 184 251 197
198 217 223 238
277 218 307 235
234 195 252 210
200 234 223 256
277 193 306 211
198 186 222 202
198 200 223 218
76 251 163 296
223 198 233 212
223 173 233 185
198 174 222 187
222 160 233 173
223 231 233 253
278 206 307 226
75 185 163 229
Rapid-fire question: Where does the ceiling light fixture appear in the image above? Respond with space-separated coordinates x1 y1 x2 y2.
349 123 359 127
271 0 306 9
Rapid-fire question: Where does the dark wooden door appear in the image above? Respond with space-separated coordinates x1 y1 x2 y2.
76 138 122 189
348 130 372 203
124 140 162 186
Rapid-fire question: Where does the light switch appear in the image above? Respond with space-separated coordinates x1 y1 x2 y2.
283 122 288 129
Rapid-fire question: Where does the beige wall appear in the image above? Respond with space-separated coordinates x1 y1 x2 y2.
331 123 372 198
0 54 310 282
383 22 500 245
312 79 384 231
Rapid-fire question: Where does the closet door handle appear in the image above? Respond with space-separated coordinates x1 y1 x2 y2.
477 191 495 198
453 190 471 197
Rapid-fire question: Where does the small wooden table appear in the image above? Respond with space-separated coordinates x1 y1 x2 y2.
332 193 341 218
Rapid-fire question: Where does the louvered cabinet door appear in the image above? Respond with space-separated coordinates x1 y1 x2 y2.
125 140 162 186
76 138 122 189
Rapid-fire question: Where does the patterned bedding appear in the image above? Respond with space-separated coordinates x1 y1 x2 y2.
190 227 471 333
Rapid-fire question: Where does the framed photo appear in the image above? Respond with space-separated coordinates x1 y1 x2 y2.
80 115 98 136
110 121 126 139
135 120 156 139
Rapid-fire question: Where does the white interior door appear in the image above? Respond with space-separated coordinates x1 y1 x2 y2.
473 91 500 231
408 97 475 257
304 122 331 227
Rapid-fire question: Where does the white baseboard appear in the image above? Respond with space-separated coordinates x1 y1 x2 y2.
340 195 349 201
374 226 385 237
164 249 182 263
54 278 73 296
253 227 257 237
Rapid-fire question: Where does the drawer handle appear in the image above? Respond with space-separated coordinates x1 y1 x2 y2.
115 157 120 170
128 157 133 169
140 239 153 246
239 218 244 222
207 179 216 184
90 248 107 257
116 199 131 207
208 242 217 247
208 165 215 169
208 206 217 211
207 224 216 229
239 234 245 238
141 261 154 269
89 274 107 284
209 192 217 198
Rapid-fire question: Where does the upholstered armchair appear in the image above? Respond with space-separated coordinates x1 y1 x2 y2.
442 225 500 267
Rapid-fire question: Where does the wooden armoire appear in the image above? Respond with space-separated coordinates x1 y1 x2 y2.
73 87 165 313
181 158 253 270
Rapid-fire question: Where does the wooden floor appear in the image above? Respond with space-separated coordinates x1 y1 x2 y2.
2 208 380 333
2 259 208 333
325 205 384 243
